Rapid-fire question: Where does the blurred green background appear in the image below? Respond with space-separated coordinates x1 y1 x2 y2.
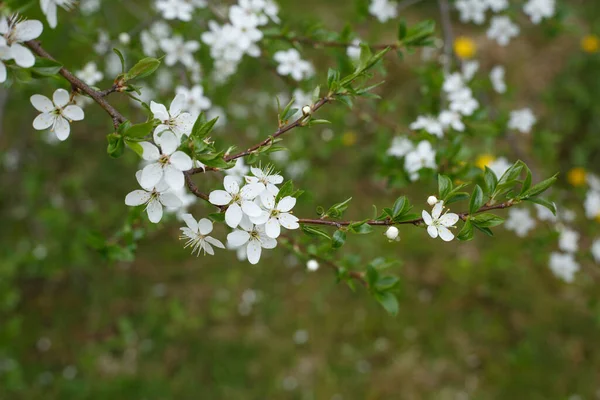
1 0 600 399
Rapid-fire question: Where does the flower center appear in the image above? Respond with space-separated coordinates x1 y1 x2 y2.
158 155 170 165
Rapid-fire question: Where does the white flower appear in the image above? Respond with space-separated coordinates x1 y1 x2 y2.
455 0 487 25
176 85 211 117
422 201 459 242
155 0 206 21
558 228 579 253
0 16 43 68
273 49 314 81
125 171 182 223
486 0 509 12
209 176 263 228
404 141 436 181
438 110 465 132
160 35 200 68
410 116 444 138
462 60 479 81
488 157 511 178
80 0 101 15
347 39 361 60
584 190 600 220
505 208 536 237
306 259 320 271
385 226 399 240
592 239 600 263
368 0 398 23
548 252 580 283
508 108 536 134
448 88 479 116
427 196 438 206
487 16 520 46
0 37 13 83
40 0 76 29
227 217 277 264
387 136 413 158
139 130 192 190
244 166 283 200
523 0 555 24
76 61 103 86
151 94 195 139
179 214 225 256
118 32 131 45
30 88 84 141
442 73 465 93
250 194 299 239
490 65 506 93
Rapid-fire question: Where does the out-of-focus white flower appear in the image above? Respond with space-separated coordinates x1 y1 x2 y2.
548 252 580 283
508 108 536 134
487 16 520 46
505 208 536 237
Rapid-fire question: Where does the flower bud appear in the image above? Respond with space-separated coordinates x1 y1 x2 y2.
427 195 438 206
385 226 399 240
306 259 319 271
119 32 131 45
302 105 312 116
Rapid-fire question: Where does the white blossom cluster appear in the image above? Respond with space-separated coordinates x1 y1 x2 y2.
0 16 44 82
455 0 555 27
387 138 437 182
201 0 280 83
368 0 398 23
154 0 207 21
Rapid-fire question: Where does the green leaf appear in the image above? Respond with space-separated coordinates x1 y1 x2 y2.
327 68 340 91
301 225 331 241
519 174 558 199
484 166 498 194
124 139 144 157
208 213 225 223
446 192 470 205
525 197 556 215
348 222 373 234
438 175 453 200
469 185 484 214
326 197 352 219
125 57 161 80
107 133 124 158
191 113 219 140
391 196 407 217
375 276 400 291
375 292 399 316
275 180 295 202
471 213 504 228
31 57 63 76
457 220 474 241
124 120 154 139
113 48 126 74
332 230 347 249
520 165 532 195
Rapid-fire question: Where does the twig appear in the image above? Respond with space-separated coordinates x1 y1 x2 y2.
25 40 126 129
298 201 516 227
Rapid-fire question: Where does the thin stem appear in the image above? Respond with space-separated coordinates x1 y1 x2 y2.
25 40 127 129
298 201 516 228
183 172 210 202
267 34 402 51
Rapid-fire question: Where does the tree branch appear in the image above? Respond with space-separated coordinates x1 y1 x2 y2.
298 201 516 228
25 40 127 129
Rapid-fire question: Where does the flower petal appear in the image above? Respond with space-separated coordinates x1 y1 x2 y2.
265 217 281 238
422 210 433 226
150 101 169 120
159 192 182 208
227 229 250 247
32 113 54 130
62 105 84 121
14 20 43 41
279 213 299 230
246 239 262 264
205 236 225 249
241 200 262 217
277 196 296 212
439 212 459 227
170 151 192 171
223 175 240 195
156 130 179 155
125 190 150 206
198 218 213 235
181 213 198 232
141 163 164 189
169 93 186 116
146 199 163 223
260 236 277 249
202 241 214 255
438 226 455 242
209 190 232 206
52 88 70 108
53 116 70 141
139 142 160 161
30 95 54 112
10 44 35 68
164 164 184 189
432 201 444 219
225 202 243 228
261 193 276 210
427 225 439 239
